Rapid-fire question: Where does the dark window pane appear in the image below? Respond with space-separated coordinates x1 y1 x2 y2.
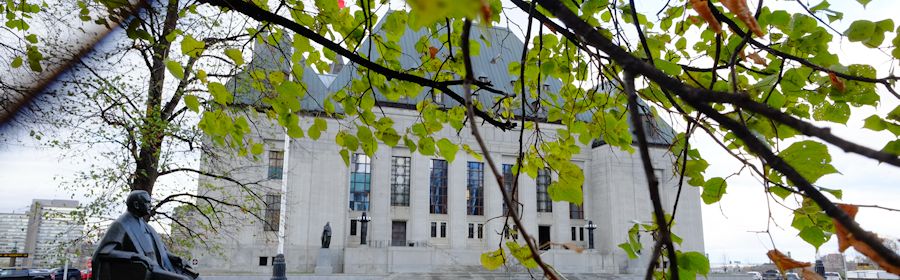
259 257 267 266
468 223 474 238
350 154 371 211
579 227 584 241
440 222 447 238
502 164 518 215
477 224 483 239
536 168 552 213
264 193 280 232
571 227 576 241
391 157 411 206
430 159 448 214
431 222 437 238
569 202 584 220
467 162 484 215
350 220 357 236
268 151 284 179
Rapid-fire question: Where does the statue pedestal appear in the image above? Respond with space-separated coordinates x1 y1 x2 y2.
314 248 333 274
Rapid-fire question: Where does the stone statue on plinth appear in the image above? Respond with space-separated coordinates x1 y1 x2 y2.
92 190 200 280
321 222 332 248
315 222 333 274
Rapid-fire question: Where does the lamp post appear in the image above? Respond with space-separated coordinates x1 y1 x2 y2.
585 220 597 249
358 212 371 245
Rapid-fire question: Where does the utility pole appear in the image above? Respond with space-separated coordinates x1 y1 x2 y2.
272 132 290 280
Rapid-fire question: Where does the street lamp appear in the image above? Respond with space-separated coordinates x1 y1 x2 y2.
358 212 372 245
585 220 597 249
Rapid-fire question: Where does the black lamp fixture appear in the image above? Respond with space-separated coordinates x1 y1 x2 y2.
358 212 372 245
585 220 597 249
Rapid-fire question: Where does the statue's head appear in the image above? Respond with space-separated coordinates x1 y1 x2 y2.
126 190 153 218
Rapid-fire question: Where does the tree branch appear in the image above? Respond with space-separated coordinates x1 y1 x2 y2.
532 0 900 268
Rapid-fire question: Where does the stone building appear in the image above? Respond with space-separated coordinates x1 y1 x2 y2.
189 20 704 276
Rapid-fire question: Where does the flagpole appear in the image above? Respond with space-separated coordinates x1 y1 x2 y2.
272 130 289 280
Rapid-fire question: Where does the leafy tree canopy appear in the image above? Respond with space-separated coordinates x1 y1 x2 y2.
3 0 900 277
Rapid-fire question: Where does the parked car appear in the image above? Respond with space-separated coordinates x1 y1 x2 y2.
748 271 763 280
0 268 50 280
47 268 79 280
763 269 783 280
786 272 800 280
825 272 842 280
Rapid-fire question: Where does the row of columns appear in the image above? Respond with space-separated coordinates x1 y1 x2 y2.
358 148 593 249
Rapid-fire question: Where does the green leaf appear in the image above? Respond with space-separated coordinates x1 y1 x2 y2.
654 58 682 76
679 251 711 276
812 102 850 124
403 136 417 153
480 249 505 270
207 82 232 105
700 177 727 204
25 34 37 44
183 94 200 112
180 35 205 58
856 0 871 7
506 242 538 269
308 118 327 140
798 226 829 249
418 137 435 156
340 149 350 165
845 20 875 42
251 143 264 155
165 60 185 80
618 242 638 259
547 181 583 205
778 141 839 184
380 127 401 147
770 185 793 199
224 48 244 65
882 140 900 156
436 138 459 162
863 115 887 131
845 19 892 47
11 57 22 68
893 26 900 59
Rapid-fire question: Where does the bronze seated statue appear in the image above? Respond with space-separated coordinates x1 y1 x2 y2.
91 190 199 280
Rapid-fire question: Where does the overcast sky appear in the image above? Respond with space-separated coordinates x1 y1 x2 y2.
1 0 898 267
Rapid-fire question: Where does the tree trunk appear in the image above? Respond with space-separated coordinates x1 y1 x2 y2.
131 0 180 196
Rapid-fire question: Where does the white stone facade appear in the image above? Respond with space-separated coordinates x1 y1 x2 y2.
189 106 705 276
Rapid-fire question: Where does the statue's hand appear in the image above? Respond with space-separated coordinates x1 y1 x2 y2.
169 255 185 266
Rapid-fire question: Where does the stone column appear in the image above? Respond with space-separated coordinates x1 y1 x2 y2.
553 164 571 243
483 153 504 247
371 147 392 245
409 154 430 243
448 158 467 249
519 173 538 241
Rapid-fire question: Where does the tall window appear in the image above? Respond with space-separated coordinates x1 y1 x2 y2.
430 159 448 214
502 164 517 214
536 168 552 213
267 151 284 179
391 157 411 206
350 154 371 211
264 193 280 231
569 192 584 220
467 162 484 215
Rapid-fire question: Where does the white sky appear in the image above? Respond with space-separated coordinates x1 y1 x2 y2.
1 0 899 266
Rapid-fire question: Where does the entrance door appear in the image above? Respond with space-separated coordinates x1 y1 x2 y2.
392 221 407 246
538 225 551 250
